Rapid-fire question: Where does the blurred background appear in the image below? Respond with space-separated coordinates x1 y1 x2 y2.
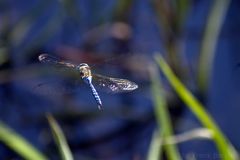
0 0 240 159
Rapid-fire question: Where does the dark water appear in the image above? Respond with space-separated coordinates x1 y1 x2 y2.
0 0 240 159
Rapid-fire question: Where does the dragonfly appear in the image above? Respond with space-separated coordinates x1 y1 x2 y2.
38 54 138 110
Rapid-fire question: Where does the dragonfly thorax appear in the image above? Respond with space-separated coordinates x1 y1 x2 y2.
77 63 92 79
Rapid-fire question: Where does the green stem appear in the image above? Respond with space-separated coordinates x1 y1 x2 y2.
0 122 48 160
155 54 238 160
149 65 182 160
197 0 231 93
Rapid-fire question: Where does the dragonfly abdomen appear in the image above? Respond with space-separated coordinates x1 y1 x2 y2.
83 76 102 110
89 82 102 110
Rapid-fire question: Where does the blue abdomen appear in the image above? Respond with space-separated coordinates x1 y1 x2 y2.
83 77 103 110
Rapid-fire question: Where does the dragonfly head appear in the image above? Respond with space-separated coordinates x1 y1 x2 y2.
77 63 92 78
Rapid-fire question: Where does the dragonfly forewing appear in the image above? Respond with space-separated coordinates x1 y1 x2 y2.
39 54 77 69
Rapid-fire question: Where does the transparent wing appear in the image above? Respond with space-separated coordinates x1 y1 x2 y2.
32 76 84 96
37 54 138 94
92 74 138 94
38 54 77 70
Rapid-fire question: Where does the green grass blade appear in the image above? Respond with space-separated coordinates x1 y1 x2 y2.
147 130 163 160
0 121 48 160
47 114 73 160
197 0 231 92
149 65 182 160
154 53 238 160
